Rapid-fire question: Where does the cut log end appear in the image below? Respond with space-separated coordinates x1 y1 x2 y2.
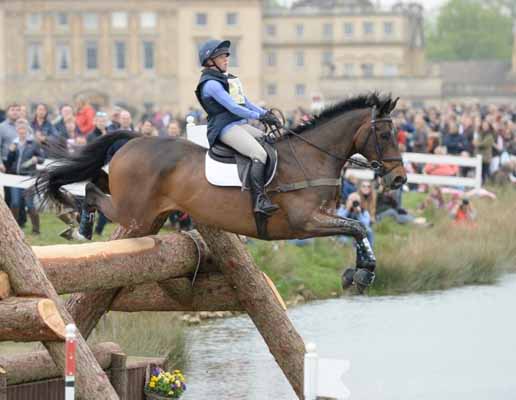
262 272 287 311
37 299 66 340
0 272 11 299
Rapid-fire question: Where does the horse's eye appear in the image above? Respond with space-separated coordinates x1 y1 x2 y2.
380 132 391 140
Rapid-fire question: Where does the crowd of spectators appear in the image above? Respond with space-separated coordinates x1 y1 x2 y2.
0 98 515 239
0 98 191 235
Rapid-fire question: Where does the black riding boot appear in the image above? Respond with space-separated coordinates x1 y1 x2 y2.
356 238 376 271
78 208 95 240
249 159 279 215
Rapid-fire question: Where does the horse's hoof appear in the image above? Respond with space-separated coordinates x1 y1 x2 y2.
59 227 74 241
353 268 375 292
341 268 356 290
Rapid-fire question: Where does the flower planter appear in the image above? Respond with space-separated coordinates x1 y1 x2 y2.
144 388 174 400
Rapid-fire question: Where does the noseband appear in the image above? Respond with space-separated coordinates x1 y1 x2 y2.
267 106 403 177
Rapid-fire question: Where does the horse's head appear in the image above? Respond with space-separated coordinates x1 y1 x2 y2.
353 95 407 190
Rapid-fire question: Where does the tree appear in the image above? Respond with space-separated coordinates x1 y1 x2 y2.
426 0 513 61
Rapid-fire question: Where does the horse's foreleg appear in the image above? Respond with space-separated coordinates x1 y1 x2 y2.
303 211 376 290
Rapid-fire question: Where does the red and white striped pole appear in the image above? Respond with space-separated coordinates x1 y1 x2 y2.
65 323 77 400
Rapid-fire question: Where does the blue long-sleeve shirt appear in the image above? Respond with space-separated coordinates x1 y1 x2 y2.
201 80 266 135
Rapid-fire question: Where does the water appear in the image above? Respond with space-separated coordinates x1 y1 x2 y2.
183 276 516 400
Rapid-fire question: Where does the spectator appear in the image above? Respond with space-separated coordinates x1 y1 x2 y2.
474 120 495 183
443 120 468 155
75 97 95 135
140 119 158 137
4 119 45 233
107 106 122 132
337 192 374 246
418 186 445 211
166 120 182 137
411 114 428 154
119 110 134 131
31 103 57 143
0 103 20 174
340 174 358 203
54 104 74 139
423 146 459 176
357 180 377 223
376 185 419 225
87 111 109 143
450 197 476 225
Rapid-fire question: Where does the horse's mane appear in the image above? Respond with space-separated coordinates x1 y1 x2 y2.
290 92 393 135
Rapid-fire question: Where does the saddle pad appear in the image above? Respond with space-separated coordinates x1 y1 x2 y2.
205 152 277 188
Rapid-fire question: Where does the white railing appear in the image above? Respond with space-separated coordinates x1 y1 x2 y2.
346 152 483 190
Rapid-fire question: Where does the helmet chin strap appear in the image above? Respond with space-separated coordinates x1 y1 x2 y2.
207 58 225 74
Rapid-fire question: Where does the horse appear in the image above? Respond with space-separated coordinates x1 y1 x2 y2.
36 93 407 291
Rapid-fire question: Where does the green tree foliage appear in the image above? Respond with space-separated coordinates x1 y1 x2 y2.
426 0 513 61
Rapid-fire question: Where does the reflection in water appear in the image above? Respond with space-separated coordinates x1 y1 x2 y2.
184 276 516 400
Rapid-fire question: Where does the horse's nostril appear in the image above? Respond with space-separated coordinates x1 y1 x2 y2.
393 176 405 187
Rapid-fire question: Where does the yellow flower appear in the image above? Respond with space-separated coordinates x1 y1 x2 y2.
168 390 175 396
163 378 170 384
149 382 156 388
176 381 181 388
174 369 181 374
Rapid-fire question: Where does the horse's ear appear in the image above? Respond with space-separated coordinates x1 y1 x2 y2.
379 99 392 116
389 97 400 113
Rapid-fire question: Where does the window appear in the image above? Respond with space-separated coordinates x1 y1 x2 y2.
83 13 99 31
112 12 128 29
85 41 98 70
344 63 355 77
323 23 333 39
343 22 354 38
295 84 306 97
267 83 277 96
295 24 304 38
322 51 333 65
266 52 277 67
265 24 276 37
56 42 71 72
226 12 238 26
26 13 42 31
383 64 398 77
114 41 127 71
229 40 238 67
195 13 207 26
140 12 157 29
55 13 69 30
143 41 155 70
295 51 304 67
362 63 374 77
27 42 42 72
363 21 374 35
384 22 394 36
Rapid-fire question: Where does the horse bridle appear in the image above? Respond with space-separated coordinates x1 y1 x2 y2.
265 106 403 177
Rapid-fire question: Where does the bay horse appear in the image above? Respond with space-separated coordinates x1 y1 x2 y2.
36 93 407 290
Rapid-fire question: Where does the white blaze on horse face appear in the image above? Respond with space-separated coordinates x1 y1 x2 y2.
228 77 246 105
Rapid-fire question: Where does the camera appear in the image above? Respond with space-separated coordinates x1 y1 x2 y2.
461 198 469 206
352 200 360 208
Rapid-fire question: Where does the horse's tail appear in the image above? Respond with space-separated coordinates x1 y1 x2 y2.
35 130 139 207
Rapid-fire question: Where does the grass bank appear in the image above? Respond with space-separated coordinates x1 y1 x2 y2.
251 188 516 299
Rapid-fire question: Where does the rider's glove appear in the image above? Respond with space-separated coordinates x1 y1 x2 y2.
259 111 282 128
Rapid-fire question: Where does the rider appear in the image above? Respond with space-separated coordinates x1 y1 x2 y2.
195 39 280 216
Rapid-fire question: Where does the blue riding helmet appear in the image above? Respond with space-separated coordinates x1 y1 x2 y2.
198 39 231 67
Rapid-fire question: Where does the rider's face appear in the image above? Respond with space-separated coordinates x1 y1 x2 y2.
213 53 229 72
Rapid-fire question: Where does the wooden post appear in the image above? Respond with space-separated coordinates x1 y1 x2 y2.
110 352 128 400
196 225 306 399
0 367 6 400
0 199 119 400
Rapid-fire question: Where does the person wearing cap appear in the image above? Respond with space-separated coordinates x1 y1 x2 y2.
5 118 45 233
87 111 109 143
195 39 281 216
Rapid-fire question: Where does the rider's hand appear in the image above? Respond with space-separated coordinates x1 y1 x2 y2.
259 111 282 128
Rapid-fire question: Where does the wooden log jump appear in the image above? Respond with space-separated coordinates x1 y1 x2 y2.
0 196 304 399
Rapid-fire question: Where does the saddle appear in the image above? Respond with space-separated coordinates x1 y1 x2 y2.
205 138 278 189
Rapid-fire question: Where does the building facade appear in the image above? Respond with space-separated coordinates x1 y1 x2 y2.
0 0 440 116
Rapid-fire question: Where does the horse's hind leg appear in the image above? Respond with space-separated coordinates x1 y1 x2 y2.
85 182 118 222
